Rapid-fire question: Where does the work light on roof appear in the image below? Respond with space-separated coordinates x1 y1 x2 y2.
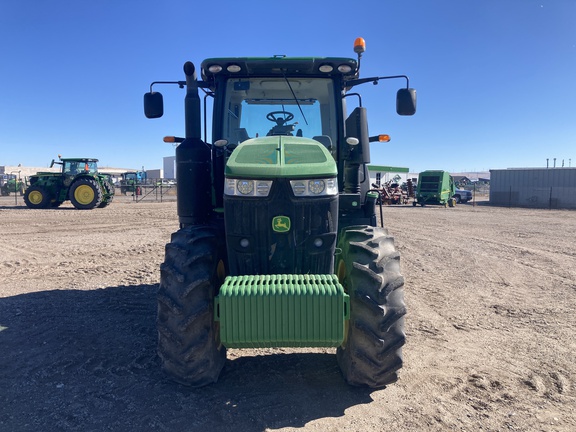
227 64 241 73
319 64 333 73
208 65 222 73
338 64 352 73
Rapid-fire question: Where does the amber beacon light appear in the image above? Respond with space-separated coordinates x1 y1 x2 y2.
354 37 366 54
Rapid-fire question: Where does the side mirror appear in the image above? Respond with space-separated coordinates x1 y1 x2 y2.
396 88 417 116
144 92 164 118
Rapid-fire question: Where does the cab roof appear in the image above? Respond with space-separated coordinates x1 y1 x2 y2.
201 57 358 81
60 158 99 163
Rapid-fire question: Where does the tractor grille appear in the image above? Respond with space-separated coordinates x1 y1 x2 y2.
224 179 338 275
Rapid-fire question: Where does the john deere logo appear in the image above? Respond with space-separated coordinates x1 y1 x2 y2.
272 216 291 233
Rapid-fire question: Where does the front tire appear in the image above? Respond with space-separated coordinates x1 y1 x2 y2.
24 186 51 209
157 225 226 387
336 226 406 388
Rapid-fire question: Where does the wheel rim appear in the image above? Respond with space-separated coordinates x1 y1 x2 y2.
74 184 95 205
29 190 43 205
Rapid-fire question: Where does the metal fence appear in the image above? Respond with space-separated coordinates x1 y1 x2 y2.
114 179 177 202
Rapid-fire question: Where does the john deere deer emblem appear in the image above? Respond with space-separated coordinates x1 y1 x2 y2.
272 216 291 233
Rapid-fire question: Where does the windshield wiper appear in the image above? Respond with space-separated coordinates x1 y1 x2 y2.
282 72 308 126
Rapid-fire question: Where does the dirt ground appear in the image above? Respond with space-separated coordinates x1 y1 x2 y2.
1 194 574 431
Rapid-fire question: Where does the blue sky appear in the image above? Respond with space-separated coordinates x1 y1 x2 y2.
1 0 574 173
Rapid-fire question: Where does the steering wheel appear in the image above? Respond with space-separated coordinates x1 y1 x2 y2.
266 111 294 124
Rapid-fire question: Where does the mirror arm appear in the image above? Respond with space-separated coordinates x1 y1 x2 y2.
149 81 186 93
344 75 410 89
150 81 210 93
149 80 212 93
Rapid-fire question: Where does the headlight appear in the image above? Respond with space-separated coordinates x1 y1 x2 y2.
237 180 254 195
224 179 273 197
308 180 325 194
290 178 337 197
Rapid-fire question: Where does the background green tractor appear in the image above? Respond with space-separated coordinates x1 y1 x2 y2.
23 157 115 209
144 38 416 388
119 171 146 195
1 175 25 196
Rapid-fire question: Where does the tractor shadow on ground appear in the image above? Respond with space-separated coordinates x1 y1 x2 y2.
0 284 376 431
0 204 28 209
0 204 86 210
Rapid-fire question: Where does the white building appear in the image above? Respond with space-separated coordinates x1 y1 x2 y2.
367 165 410 186
163 156 176 180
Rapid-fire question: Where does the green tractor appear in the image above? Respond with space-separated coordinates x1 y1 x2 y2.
144 38 417 388
1 175 25 196
119 171 146 195
23 157 115 209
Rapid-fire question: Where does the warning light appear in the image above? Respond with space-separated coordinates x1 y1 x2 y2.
378 134 391 142
354 37 366 54
369 134 391 143
163 136 184 143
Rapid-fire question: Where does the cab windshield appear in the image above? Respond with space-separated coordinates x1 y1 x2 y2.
63 161 97 175
221 77 337 151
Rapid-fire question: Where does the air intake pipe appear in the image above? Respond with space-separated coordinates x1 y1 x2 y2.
344 107 370 193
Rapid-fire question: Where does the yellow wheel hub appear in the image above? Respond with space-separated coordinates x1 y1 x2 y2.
74 185 95 205
28 190 44 205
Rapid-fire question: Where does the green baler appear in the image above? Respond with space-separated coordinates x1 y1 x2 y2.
414 170 456 207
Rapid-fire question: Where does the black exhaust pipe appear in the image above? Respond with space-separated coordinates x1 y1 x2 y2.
176 61 212 226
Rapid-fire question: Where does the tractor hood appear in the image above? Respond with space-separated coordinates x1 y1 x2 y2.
225 136 337 179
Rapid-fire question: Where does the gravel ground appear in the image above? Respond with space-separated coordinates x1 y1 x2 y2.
1 195 574 431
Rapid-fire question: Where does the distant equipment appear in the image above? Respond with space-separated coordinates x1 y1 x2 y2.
414 170 456 207
23 157 115 209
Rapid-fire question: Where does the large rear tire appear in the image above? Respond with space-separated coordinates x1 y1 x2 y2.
336 226 406 388
98 180 115 208
157 225 226 387
23 186 51 209
69 178 102 209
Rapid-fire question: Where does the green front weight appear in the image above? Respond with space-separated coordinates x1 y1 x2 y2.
215 274 349 348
